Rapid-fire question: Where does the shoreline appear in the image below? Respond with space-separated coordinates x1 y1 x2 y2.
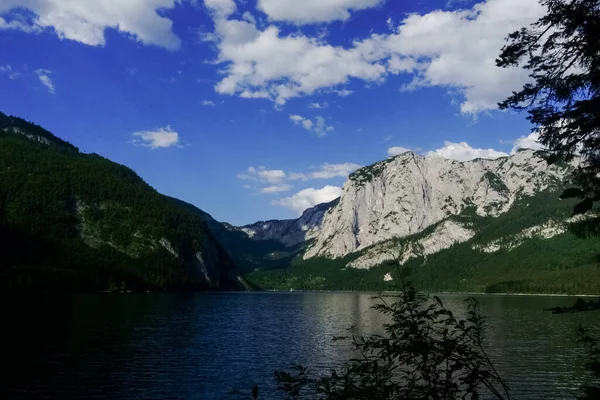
258 289 600 297
22 289 596 296
430 291 600 297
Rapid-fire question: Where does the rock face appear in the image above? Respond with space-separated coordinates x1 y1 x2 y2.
347 220 476 269
472 213 593 254
3 126 52 145
304 150 571 260
231 149 573 271
232 198 339 247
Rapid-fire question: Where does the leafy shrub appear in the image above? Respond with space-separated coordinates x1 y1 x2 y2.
237 276 510 400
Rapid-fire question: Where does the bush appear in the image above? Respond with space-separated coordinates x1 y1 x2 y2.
236 276 510 400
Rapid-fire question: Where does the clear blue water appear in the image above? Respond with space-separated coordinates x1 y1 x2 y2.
3 292 599 399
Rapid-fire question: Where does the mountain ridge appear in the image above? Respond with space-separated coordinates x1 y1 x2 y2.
233 198 339 247
228 148 573 263
237 149 600 294
2 110 599 294
305 148 571 259
0 111 245 292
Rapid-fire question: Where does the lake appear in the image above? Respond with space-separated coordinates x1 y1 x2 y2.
3 292 599 399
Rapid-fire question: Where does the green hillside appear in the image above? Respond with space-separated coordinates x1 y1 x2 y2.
166 196 300 274
0 112 242 292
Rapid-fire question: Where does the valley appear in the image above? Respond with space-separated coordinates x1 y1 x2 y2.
1 111 599 294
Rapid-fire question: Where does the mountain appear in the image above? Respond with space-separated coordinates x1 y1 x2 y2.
3 109 598 294
304 149 570 262
190 199 339 274
241 150 600 294
165 196 299 274
233 198 338 247
0 112 245 292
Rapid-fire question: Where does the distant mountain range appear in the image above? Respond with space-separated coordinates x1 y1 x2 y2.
1 111 599 294
233 147 600 294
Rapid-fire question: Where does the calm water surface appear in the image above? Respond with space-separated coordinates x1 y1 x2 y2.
3 292 599 399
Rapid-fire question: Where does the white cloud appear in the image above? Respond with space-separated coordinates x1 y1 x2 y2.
288 172 307 181
242 11 256 25
202 100 216 106
204 0 543 113
0 64 21 80
388 56 418 74
313 117 334 136
389 132 544 163
309 102 328 109
387 146 411 157
260 184 293 194
35 69 54 93
511 131 545 154
310 163 362 179
258 170 286 183
239 162 359 196
383 0 545 113
273 185 342 214
208 15 385 105
0 0 181 50
0 15 40 32
290 163 362 181
335 89 354 97
132 125 181 149
237 166 286 184
386 17 394 31
289 114 334 137
290 114 313 130
257 0 383 24
205 0 237 17
427 141 508 161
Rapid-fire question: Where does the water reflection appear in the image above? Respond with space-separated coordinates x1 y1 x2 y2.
2 293 598 399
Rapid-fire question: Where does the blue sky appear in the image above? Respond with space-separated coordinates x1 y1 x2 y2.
0 0 546 225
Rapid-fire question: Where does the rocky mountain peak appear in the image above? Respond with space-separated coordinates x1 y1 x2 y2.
231 197 339 248
304 149 571 259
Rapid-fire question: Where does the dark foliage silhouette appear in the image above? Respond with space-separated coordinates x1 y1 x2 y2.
496 0 600 212
0 111 240 291
547 297 600 313
238 273 510 399
499 3 600 393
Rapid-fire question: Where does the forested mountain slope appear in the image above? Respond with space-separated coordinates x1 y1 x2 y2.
0 112 244 292
166 196 299 274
